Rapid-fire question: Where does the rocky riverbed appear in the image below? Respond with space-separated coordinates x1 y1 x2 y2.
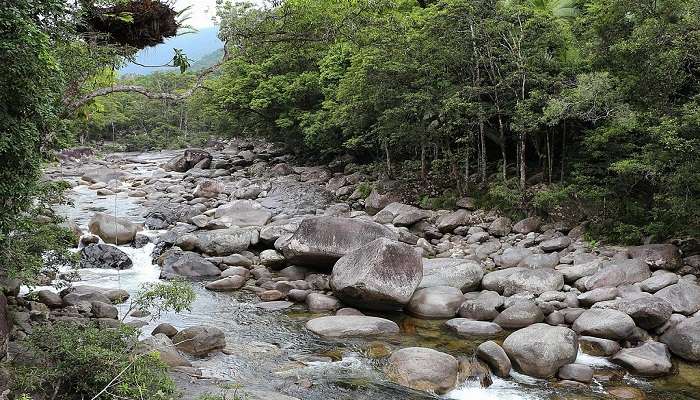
7 140 700 399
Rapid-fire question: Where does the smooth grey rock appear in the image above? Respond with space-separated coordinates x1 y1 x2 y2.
579 336 621 357
306 293 339 312
654 282 700 315
488 217 512 237
611 341 673 376
518 253 560 269
418 258 483 292
176 227 259 256
406 286 464 319
280 216 397 268
557 364 593 383
513 217 541 234
558 260 602 282
502 268 564 296
494 300 544 329
482 268 527 293
159 249 221 280
305 315 399 337
173 325 226 356
502 323 578 378
330 238 422 311
446 319 504 337
577 287 618 307
541 237 571 252
660 315 700 361
436 209 470 233
476 340 511 377
374 202 431 226
458 291 503 321
138 333 191 367
585 259 651 290
620 297 673 330
205 276 245 291
572 309 636 340
494 248 532 269
214 200 272 227
88 212 141 244
386 347 459 394
640 273 679 293
629 244 682 271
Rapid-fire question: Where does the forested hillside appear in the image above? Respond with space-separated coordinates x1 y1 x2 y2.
78 0 700 244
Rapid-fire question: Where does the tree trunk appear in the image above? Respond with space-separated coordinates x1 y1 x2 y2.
420 143 427 182
519 132 526 189
546 130 552 184
560 122 566 183
465 139 470 194
384 140 393 178
498 115 507 181
479 118 486 185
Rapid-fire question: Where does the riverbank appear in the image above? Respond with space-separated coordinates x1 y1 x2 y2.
6 140 700 399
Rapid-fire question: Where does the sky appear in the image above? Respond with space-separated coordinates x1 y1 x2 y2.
176 0 219 28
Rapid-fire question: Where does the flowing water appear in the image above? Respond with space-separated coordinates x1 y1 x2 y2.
31 152 700 400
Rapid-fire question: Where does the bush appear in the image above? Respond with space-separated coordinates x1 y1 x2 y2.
11 322 177 400
476 180 525 219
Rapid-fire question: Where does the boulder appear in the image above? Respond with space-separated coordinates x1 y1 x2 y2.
513 217 542 234
385 347 459 394
163 149 212 172
305 315 399 337
260 249 286 268
306 293 339 312
578 335 621 357
91 301 118 319
584 259 651 290
578 287 618 307
611 342 673 377
629 244 682 271
138 333 191 368
639 273 679 293
476 341 511 377
152 323 178 338
418 258 483 292
82 167 127 184
488 217 512 237
88 212 142 244
572 309 636 340
654 282 700 315
193 179 225 198
518 253 560 269
144 203 197 230
493 300 544 329
502 323 578 378
159 249 221 280
79 244 133 270
446 319 504 338
502 268 564 296
620 297 673 330
406 286 464 319
330 238 422 311
280 216 397 268
541 237 571 252
557 364 593 383
175 227 259 256
62 285 129 304
436 210 470 233
558 260 602 282
365 189 392 215
36 290 63 308
660 315 700 361
214 200 272 227
205 276 245 291
458 291 503 321
173 325 226 356
481 268 527 293
374 202 431 226
494 248 531 269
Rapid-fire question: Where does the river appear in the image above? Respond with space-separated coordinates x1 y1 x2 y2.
35 150 700 400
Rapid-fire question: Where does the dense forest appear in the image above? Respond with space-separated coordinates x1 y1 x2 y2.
74 0 700 244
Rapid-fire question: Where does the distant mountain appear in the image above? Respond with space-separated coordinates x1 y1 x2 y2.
191 48 225 71
119 27 223 76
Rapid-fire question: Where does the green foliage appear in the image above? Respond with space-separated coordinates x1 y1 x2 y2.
477 181 526 220
124 278 196 321
11 322 176 399
355 182 373 199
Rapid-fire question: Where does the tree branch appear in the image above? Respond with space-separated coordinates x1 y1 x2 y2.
63 44 228 115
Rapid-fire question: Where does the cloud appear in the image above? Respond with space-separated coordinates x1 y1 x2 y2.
176 0 218 28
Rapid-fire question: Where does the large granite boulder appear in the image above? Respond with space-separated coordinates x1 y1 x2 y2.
373 202 432 226
418 258 483 292
436 210 471 233
79 243 133 270
512 217 542 234
572 309 636 340
476 341 511 377
611 341 673 377
213 200 272 227
481 268 528 293
660 315 700 361
629 244 682 271
163 149 212 172
494 300 545 329
654 282 700 315
619 297 673 329
502 323 578 378
494 248 532 269
305 315 399 337
88 212 142 245
82 167 127 183
406 286 464 319
488 217 512 237
365 189 392 215
175 227 259 256
193 179 225 198
144 203 198 230
137 334 191 368
447 319 504 338
386 347 459 394
280 216 397 268
330 238 422 310
502 268 564 296
584 259 651 290
173 325 225 356
159 249 221 280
